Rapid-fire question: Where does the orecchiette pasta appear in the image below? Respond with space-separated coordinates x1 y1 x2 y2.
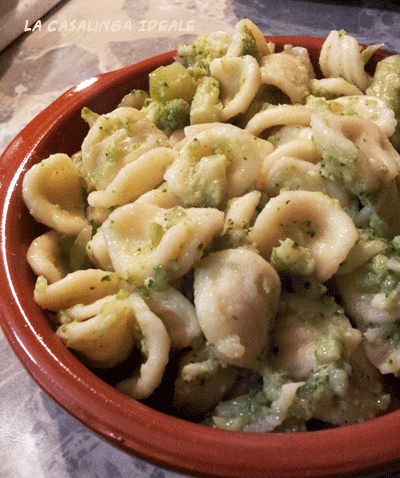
116 293 171 400
56 293 137 368
210 55 261 121
101 202 224 287
194 247 281 370
27 230 70 284
259 49 312 104
319 30 375 92
87 147 177 208
80 107 169 190
22 153 88 235
164 123 273 206
250 190 359 282
245 104 313 136
23 21 400 433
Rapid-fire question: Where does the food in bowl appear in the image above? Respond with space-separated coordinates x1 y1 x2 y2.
21 19 400 433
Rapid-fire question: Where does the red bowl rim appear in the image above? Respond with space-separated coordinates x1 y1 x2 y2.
0 36 399 478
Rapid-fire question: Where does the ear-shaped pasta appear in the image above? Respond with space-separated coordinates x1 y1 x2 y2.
173 344 239 417
56 294 137 368
102 203 224 287
221 191 261 248
133 182 180 208
80 107 169 190
226 18 273 58
309 78 364 99
87 147 177 208
319 30 374 92
22 153 88 235
336 269 400 326
27 230 69 284
210 55 261 121
164 123 273 206
269 293 361 380
364 325 400 375
259 157 352 208
259 49 312 104
325 96 397 137
311 112 400 196
194 247 281 370
144 286 201 349
245 104 313 136
116 293 170 400
34 269 120 311
250 190 358 282
190 76 223 125
86 229 114 271
223 190 261 233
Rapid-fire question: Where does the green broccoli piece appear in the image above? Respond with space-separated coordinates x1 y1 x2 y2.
355 236 400 311
271 238 316 277
177 31 231 79
141 98 190 136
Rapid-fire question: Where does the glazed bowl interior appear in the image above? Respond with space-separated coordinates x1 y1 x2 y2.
0 36 399 478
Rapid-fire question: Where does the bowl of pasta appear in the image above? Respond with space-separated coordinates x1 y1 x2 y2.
2 18 400 477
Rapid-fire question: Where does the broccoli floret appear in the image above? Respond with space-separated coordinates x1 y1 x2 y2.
271 238 316 277
141 98 190 136
355 237 400 311
177 31 231 79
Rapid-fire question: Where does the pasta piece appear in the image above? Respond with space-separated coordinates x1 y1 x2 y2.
143 286 201 349
56 293 137 368
306 346 389 426
245 104 312 136
322 95 397 137
164 123 273 206
336 268 400 326
194 247 281 370
133 182 180 208
259 49 312 104
86 229 114 271
336 231 388 275
116 293 171 400
309 78 364 99
261 125 321 164
311 111 400 196
221 191 261 248
210 55 261 121
87 147 177 208
173 345 239 418
223 190 261 233
117 89 149 109
80 107 169 190
319 30 373 92
190 76 223 125
259 157 353 209
34 269 120 311
27 230 69 284
102 203 224 288
249 190 358 282
226 18 273 58
364 325 400 375
22 153 88 235
269 293 361 380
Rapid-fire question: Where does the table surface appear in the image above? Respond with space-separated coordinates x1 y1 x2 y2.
2 1 400 477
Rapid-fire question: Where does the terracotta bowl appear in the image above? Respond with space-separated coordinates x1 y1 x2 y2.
0 36 399 478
